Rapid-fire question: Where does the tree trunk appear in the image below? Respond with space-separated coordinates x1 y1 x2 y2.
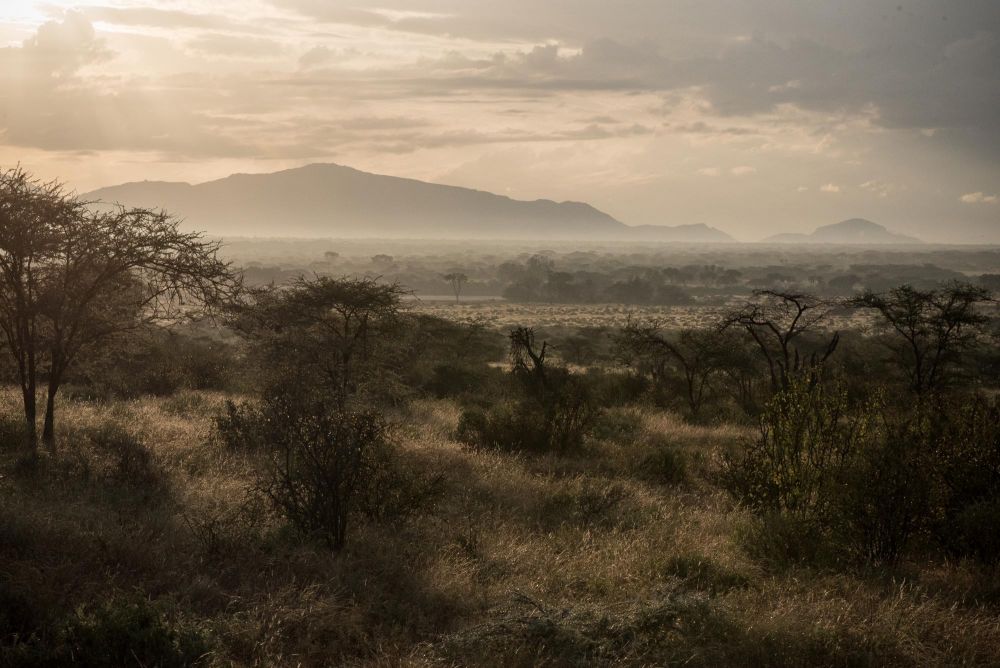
21 384 37 457
42 381 58 453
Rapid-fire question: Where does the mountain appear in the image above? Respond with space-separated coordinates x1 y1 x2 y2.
85 163 733 242
763 219 923 245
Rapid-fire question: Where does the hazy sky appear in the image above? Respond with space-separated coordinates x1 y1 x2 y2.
1 1 998 241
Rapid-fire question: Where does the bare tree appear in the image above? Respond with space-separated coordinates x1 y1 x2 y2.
619 320 726 419
721 290 840 392
851 282 992 395
442 271 468 302
509 326 549 393
0 167 239 454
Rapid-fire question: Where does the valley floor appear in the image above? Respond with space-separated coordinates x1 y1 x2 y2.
1 390 999 666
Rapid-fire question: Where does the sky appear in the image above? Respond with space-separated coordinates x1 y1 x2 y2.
1 1 998 242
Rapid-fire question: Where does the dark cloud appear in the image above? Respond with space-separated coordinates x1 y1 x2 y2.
271 0 1000 142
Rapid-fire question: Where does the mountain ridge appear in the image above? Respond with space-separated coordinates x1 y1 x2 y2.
86 163 734 242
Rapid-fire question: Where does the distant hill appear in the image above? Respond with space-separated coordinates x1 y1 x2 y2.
764 218 923 245
85 163 733 242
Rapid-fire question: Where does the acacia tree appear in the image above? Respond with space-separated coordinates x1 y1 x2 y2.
619 321 727 419
228 276 407 407
721 290 840 393
0 167 239 453
223 276 409 550
851 282 992 395
442 271 468 303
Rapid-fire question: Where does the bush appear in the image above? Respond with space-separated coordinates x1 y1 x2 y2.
4 597 210 667
85 423 162 488
722 378 1000 568
456 329 598 455
925 396 1000 563
639 444 688 486
74 329 239 399
216 391 432 550
722 376 877 523
833 428 932 566
590 409 643 445
214 400 264 451
723 376 935 567
456 388 596 455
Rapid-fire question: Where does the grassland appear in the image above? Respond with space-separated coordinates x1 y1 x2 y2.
2 387 999 666
411 299 876 332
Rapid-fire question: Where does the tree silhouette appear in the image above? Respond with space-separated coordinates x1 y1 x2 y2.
0 167 239 454
721 290 840 392
442 271 468 302
851 282 992 395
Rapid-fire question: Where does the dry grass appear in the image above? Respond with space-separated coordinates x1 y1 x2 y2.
1 390 998 666
413 301 877 332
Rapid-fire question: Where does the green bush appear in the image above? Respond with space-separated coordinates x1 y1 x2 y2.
5 597 210 667
723 377 1000 568
457 327 598 455
213 399 264 451
722 376 878 523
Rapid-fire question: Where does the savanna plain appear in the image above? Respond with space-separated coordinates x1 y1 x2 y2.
2 204 1000 666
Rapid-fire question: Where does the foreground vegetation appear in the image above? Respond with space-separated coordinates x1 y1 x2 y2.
4 390 1000 666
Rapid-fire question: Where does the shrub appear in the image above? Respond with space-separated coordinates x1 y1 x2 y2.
456 389 595 455
456 329 598 455
52 598 209 667
85 423 162 488
722 376 878 523
590 409 643 445
833 428 932 566
214 399 265 451
260 397 388 550
216 391 431 550
722 377 1000 568
639 444 688 486
75 329 239 399
925 395 1000 563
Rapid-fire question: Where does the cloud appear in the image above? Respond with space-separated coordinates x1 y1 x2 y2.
271 0 1000 145
860 180 893 197
697 167 721 177
5 11 111 79
820 183 841 193
731 166 756 176
81 6 239 31
186 33 284 58
960 192 998 204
